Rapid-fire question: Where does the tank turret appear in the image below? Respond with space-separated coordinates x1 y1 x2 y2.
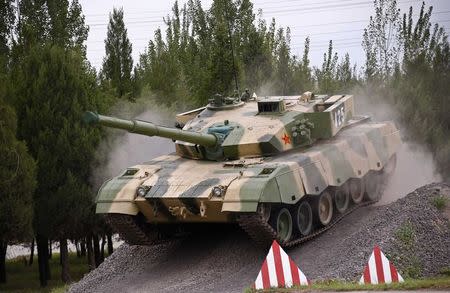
85 93 364 161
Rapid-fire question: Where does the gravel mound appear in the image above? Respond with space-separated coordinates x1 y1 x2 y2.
69 183 450 293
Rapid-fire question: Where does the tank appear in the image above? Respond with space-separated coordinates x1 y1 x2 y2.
85 91 401 246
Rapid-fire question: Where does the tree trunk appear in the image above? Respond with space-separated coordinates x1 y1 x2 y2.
45 240 51 280
59 239 71 283
75 240 81 257
80 239 86 257
86 235 95 271
93 234 101 267
48 240 52 259
100 235 105 262
107 233 113 255
29 238 35 266
0 239 7 283
36 235 48 287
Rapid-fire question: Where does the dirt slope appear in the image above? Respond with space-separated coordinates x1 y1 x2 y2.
69 183 450 293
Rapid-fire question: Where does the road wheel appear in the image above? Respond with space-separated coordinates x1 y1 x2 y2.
296 200 313 236
314 191 334 226
349 178 364 204
334 185 350 214
270 208 293 242
364 171 382 201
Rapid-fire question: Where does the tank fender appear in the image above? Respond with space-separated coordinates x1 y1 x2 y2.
222 176 272 212
271 165 305 204
96 165 160 215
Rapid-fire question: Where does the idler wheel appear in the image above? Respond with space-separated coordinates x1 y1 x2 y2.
383 154 397 176
256 203 271 222
349 178 364 204
314 191 334 226
364 171 382 201
270 208 293 242
296 200 313 236
334 185 350 213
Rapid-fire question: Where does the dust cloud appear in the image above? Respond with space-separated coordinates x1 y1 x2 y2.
92 99 176 188
352 88 442 204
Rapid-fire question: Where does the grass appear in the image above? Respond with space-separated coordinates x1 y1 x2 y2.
0 252 89 293
245 276 450 292
390 221 422 279
432 195 448 211
395 221 415 247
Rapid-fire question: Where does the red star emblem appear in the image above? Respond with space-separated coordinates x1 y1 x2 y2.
281 133 291 145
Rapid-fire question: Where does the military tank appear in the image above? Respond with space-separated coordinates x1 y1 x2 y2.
85 91 401 246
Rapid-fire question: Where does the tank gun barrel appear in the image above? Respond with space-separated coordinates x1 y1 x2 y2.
84 111 218 147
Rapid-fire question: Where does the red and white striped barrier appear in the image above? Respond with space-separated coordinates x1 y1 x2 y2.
253 240 309 289
359 245 404 284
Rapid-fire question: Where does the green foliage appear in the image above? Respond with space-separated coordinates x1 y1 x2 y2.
102 7 134 100
244 277 450 292
315 42 357 93
391 2 450 180
395 221 415 247
432 195 448 211
0 0 15 63
440 267 450 276
137 0 315 107
392 221 422 279
315 40 338 93
361 1 450 181
0 88 36 244
362 0 401 81
11 45 105 240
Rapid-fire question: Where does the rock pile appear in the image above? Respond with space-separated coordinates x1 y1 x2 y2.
69 183 450 293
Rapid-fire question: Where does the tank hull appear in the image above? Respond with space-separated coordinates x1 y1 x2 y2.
96 120 400 226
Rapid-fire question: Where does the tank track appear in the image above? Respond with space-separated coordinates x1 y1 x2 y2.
238 200 376 248
239 162 394 248
105 214 171 246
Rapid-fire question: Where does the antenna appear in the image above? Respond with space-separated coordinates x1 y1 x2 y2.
224 3 239 95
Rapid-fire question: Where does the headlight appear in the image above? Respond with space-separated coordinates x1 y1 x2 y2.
136 186 150 197
211 186 225 197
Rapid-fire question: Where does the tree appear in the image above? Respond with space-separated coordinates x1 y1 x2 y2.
273 27 293 95
362 0 401 81
292 37 313 93
15 0 50 52
391 2 450 180
46 0 89 51
0 0 15 68
102 7 134 100
11 44 107 286
335 53 356 92
0 92 36 284
315 40 338 93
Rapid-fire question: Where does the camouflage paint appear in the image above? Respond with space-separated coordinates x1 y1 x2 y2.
92 93 401 223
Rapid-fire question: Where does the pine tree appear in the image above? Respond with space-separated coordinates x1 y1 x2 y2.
0 89 36 284
12 44 107 286
102 7 134 100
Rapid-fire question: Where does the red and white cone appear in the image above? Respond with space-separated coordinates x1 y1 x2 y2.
359 245 404 284
253 240 309 289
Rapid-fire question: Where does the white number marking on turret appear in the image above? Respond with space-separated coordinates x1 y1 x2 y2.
334 105 345 128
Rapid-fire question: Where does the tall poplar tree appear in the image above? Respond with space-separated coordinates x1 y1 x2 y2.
102 7 134 100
